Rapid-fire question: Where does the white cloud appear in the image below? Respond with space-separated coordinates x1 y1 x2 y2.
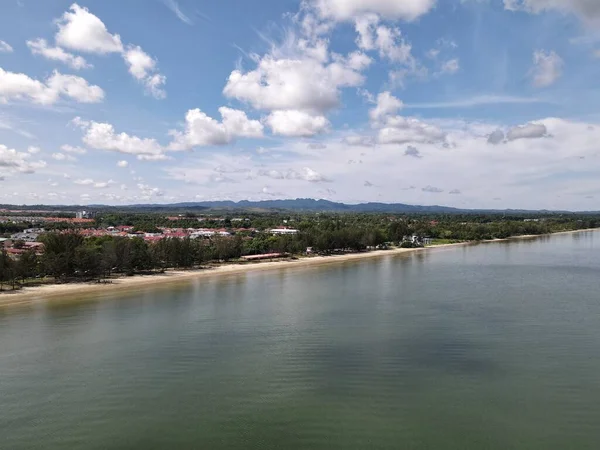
355 14 416 67
369 91 403 123
27 146 41 154
122 45 166 99
53 4 166 98
314 0 437 21
531 50 563 87
137 183 164 198
292 167 331 182
223 47 368 114
0 144 46 176
117 160 128 168
61 144 87 154
440 58 460 74
378 116 447 145
0 68 104 105
367 92 446 145
74 178 113 188
219 107 264 138
27 38 91 70
55 3 123 54
51 152 76 162
343 135 375 146
0 40 13 53
169 107 263 150
260 166 331 182
266 110 330 137
74 118 167 160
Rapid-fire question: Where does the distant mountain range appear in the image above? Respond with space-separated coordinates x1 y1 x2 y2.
123 198 592 214
2 198 597 214
153 199 465 213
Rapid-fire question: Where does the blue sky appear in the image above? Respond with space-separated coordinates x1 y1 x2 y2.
1 0 600 209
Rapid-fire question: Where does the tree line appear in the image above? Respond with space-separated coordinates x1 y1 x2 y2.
1 213 599 291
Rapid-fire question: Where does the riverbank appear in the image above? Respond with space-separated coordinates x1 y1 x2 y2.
1 228 597 308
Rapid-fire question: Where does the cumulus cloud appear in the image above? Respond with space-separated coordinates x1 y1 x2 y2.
122 45 166 99
266 110 330 137
0 40 14 53
369 91 403 123
290 167 331 182
531 50 563 87
169 107 263 150
27 146 41 154
314 0 437 21
440 58 460 74
506 123 548 141
74 178 114 188
449 189 462 195
378 116 446 145
117 160 128 168
54 4 166 98
55 3 123 54
74 118 167 160
51 152 76 162
0 144 46 176
307 142 327 149
355 15 414 63
61 144 87 154
366 93 446 145
223 44 369 114
258 167 331 182
404 145 422 157
27 38 91 70
0 68 104 105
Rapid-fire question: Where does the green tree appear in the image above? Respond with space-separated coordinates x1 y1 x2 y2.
16 250 38 283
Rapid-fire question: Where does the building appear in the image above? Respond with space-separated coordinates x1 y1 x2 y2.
241 253 286 261
403 235 433 246
269 228 299 235
75 210 96 219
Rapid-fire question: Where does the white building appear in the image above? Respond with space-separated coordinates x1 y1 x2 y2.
270 228 299 235
76 210 96 219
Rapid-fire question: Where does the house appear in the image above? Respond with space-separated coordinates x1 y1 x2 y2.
403 235 433 246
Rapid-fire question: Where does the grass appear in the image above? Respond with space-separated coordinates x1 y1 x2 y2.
427 239 465 246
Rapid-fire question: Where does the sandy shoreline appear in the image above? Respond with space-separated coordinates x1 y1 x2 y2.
1 228 598 308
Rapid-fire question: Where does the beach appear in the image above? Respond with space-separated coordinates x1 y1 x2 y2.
1 229 597 308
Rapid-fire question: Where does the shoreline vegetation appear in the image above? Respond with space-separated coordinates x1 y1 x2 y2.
1 228 597 308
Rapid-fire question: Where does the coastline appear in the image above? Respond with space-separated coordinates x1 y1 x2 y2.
1 228 597 308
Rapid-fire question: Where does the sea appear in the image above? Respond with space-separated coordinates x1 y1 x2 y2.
1 230 599 449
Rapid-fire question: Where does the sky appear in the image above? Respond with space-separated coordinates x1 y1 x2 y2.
1 0 600 210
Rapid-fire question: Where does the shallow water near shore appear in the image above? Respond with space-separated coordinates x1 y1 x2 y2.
1 230 600 449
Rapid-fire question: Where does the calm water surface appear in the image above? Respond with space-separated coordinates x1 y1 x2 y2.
1 231 600 449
